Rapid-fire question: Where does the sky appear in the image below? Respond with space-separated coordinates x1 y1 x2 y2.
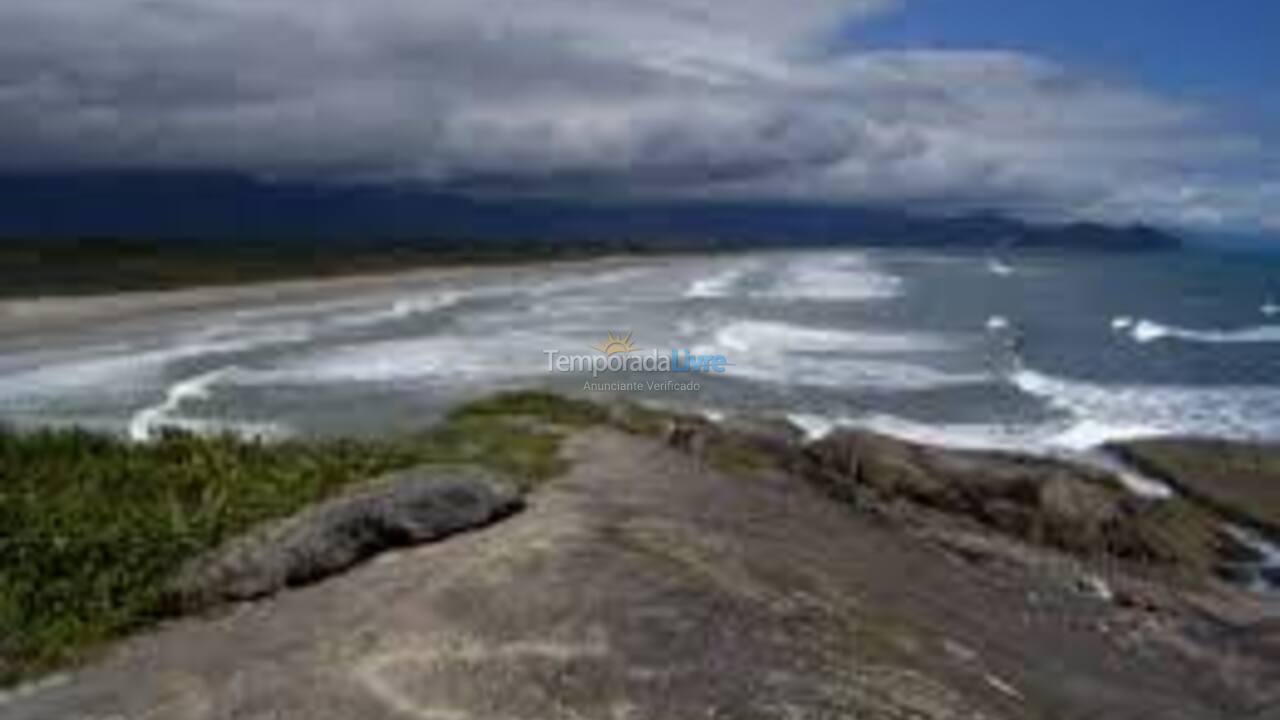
1 1 1276 233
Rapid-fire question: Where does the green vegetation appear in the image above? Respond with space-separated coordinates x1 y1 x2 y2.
707 440 784 475
0 238 629 299
437 391 608 487
0 390 602 686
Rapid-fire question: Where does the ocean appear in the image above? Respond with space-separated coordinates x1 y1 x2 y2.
3 248 1279 455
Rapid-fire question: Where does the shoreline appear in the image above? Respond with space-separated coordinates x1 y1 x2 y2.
0 253 659 340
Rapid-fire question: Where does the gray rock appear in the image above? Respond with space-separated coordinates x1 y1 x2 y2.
1107 438 1280 537
167 466 523 608
1037 473 1125 551
803 430 1142 557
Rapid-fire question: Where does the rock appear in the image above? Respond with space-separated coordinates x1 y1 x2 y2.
802 430 1211 566
718 417 805 458
1107 438 1280 538
1037 474 1124 552
167 466 523 608
804 430 958 507
664 415 717 457
806 430 1122 515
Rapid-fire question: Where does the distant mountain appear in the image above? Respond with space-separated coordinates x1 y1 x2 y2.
0 172 1180 252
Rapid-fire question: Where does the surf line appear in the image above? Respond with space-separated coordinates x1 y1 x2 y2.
128 367 235 442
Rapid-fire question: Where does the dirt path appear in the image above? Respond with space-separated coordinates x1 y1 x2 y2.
2 429 1263 719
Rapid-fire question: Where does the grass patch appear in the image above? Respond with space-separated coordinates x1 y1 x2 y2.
0 390 599 686
707 441 784 475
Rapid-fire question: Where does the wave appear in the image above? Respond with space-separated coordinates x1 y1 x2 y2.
1222 525 1280 593
790 411 1030 449
1122 318 1280 344
328 291 464 329
753 254 902 302
128 366 290 442
129 367 228 441
1010 367 1280 444
985 316 1011 333
684 267 749 299
724 356 989 392
987 258 1015 277
695 319 979 391
712 320 955 355
0 291 503 406
1262 301 1280 317
0 320 312 402
240 331 566 385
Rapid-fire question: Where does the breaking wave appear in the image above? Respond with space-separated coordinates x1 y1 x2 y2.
985 316 1011 333
328 291 464 328
128 367 286 442
712 320 956 355
697 320 981 391
1121 318 1280 344
753 254 902 302
237 330 571 385
987 258 1015 277
1010 367 1280 443
684 266 751 299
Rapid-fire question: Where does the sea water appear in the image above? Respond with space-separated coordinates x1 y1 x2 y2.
3 247 1279 453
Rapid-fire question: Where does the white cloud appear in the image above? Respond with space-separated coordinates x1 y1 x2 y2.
0 0 1275 230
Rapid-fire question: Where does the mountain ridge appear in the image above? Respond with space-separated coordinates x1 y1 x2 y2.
0 173 1181 252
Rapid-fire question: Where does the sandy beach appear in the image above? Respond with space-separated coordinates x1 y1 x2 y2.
0 256 652 341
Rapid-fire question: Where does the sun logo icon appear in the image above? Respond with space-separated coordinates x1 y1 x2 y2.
593 331 638 356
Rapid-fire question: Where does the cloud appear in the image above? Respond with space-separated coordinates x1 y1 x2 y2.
0 0 1275 231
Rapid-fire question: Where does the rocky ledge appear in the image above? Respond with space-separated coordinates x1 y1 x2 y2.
7 401 1280 720
801 430 1248 581
654 410 1280 589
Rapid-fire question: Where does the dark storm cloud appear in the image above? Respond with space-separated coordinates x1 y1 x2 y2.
0 0 1274 229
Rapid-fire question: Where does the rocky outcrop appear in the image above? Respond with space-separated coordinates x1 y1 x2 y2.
1108 438 1280 537
166 466 523 609
801 430 1232 572
13 427 1275 720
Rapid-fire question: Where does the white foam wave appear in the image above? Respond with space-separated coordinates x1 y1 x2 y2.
328 291 463 328
787 413 841 442
685 268 747 299
1262 301 1280 317
1223 526 1280 593
1110 316 1135 332
712 320 955 355
725 356 988 391
1125 318 1280 345
754 254 902 302
700 351 985 393
985 316 1011 333
0 321 312 403
128 366 290 442
698 320 977 391
987 258 1015 277
129 368 230 442
239 331 562 385
522 267 653 299
1010 367 1280 443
